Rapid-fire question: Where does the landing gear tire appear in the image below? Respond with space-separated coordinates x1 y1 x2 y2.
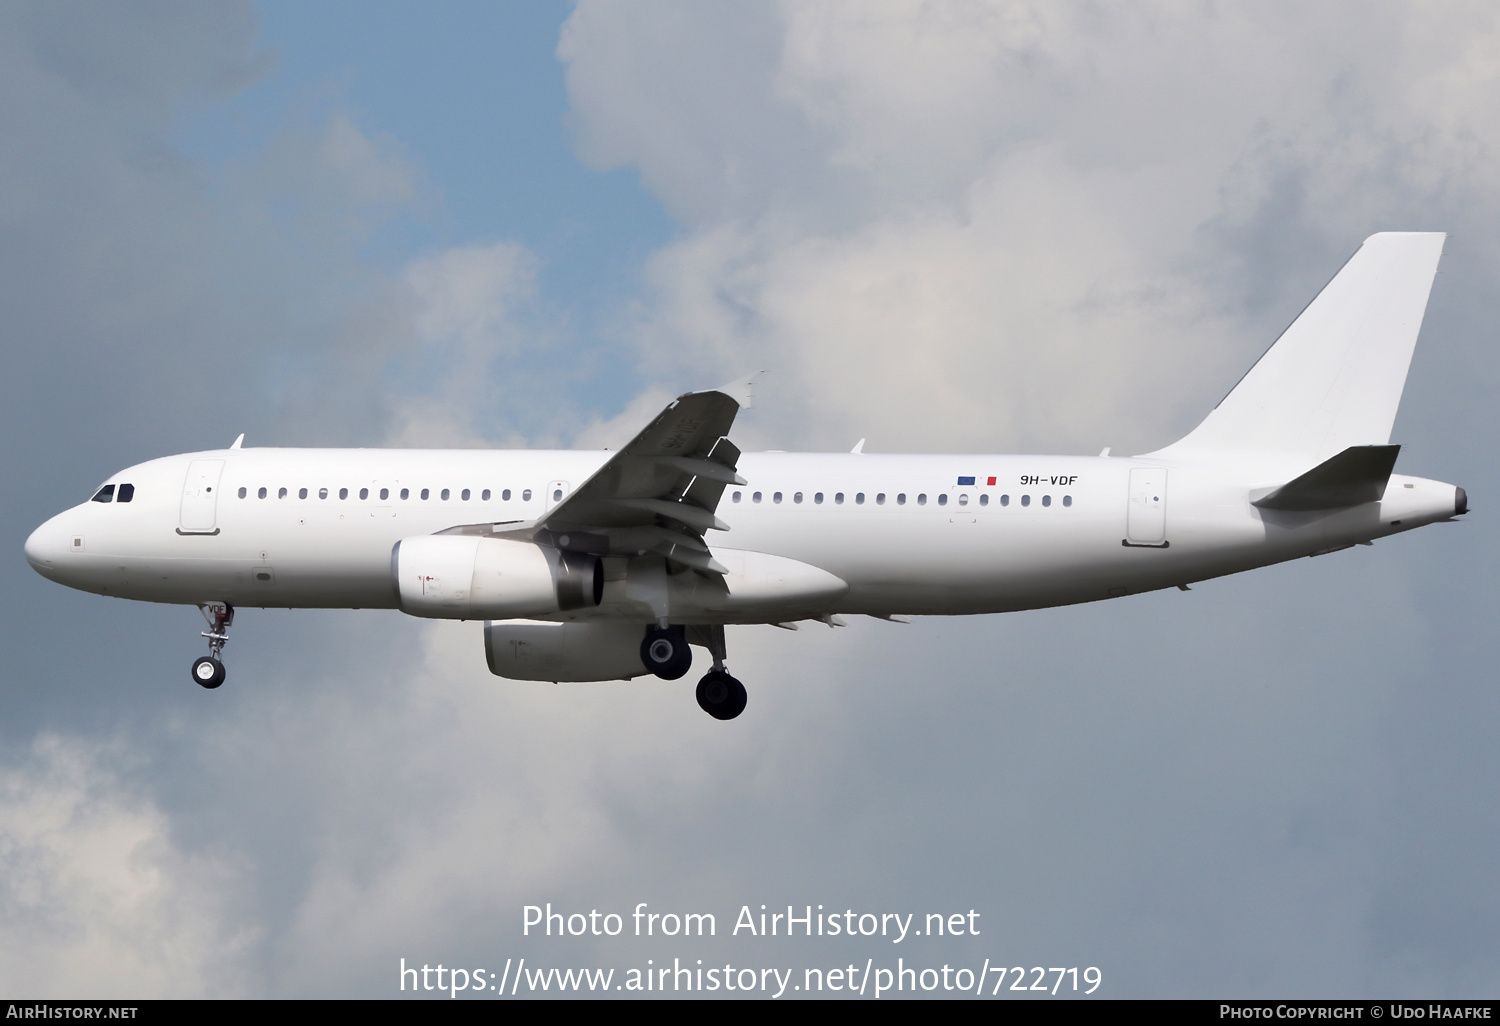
696 670 747 720
192 656 226 689
641 626 692 680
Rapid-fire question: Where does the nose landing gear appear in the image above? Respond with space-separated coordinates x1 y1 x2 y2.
192 603 233 689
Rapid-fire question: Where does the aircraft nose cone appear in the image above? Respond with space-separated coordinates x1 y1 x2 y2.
24 519 63 576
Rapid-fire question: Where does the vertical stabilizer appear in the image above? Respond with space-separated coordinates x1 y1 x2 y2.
1147 232 1445 469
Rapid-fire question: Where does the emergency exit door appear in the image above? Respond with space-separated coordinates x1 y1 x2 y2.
1125 468 1167 546
179 459 225 534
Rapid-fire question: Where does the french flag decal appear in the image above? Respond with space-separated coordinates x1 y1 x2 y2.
957 476 975 486
986 476 997 486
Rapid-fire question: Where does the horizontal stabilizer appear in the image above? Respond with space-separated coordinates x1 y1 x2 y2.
1253 445 1399 511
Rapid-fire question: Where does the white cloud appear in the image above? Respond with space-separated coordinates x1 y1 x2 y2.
0 737 255 997
261 616 864 991
384 241 542 448
636 155 1237 454
565 1 1500 453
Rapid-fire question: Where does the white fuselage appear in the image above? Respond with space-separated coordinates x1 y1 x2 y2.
24 447 1461 622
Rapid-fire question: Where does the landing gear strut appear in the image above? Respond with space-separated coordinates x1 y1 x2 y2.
689 624 746 720
192 602 233 689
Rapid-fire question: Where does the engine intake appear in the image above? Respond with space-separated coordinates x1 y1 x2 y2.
392 535 602 619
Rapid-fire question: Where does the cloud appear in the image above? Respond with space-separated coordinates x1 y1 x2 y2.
566 1 1500 454
0 737 255 997
384 241 541 448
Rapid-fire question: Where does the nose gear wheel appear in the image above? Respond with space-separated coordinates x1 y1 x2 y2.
192 656 225 689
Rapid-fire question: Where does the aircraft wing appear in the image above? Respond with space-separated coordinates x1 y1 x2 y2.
457 380 753 574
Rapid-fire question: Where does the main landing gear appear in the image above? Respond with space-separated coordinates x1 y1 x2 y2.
696 671 747 721
191 602 233 689
642 624 747 720
640 625 693 680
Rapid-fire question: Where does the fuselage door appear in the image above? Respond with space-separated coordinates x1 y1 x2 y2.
179 459 225 534
1126 467 1167 546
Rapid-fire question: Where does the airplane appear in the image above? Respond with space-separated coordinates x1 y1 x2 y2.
23 232 1466 720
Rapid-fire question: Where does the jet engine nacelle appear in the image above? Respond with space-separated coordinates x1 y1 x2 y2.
484 619 648 682
393 535 602 619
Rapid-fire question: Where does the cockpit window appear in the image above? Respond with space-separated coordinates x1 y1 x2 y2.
91 484 115 503
116 483 134 503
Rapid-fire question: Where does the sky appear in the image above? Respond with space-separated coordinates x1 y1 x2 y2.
2 0 1498 999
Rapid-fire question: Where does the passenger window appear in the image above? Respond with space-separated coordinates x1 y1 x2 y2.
753 491 763 503
897 493 906 505
552 489 562 501
1042 495 1051 507
502 489 511 501
380 488 389 500
238 487 247 499
813 492 823 504
856 493 865 505
522 489 532 501
835 492 844 504
794 492 804 503
279 487 288 499
773 492 783 504
1021 494 1030 507
420 488 429 500
482 489 491 500
319 487 328 499
1063 495 1073 507
979 494 989 506
441 488 450 501
258 487 267 499
339 487 348 500
1000 494 1009 506
461 489 470 501
299 487 308 499
91 484 115 503
876 493 886 505
117 483 134 503
359 487 369 500
400 488 409 500
732 491 742 503
917 494 927 505
937 494 948 506
958 494 968 506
